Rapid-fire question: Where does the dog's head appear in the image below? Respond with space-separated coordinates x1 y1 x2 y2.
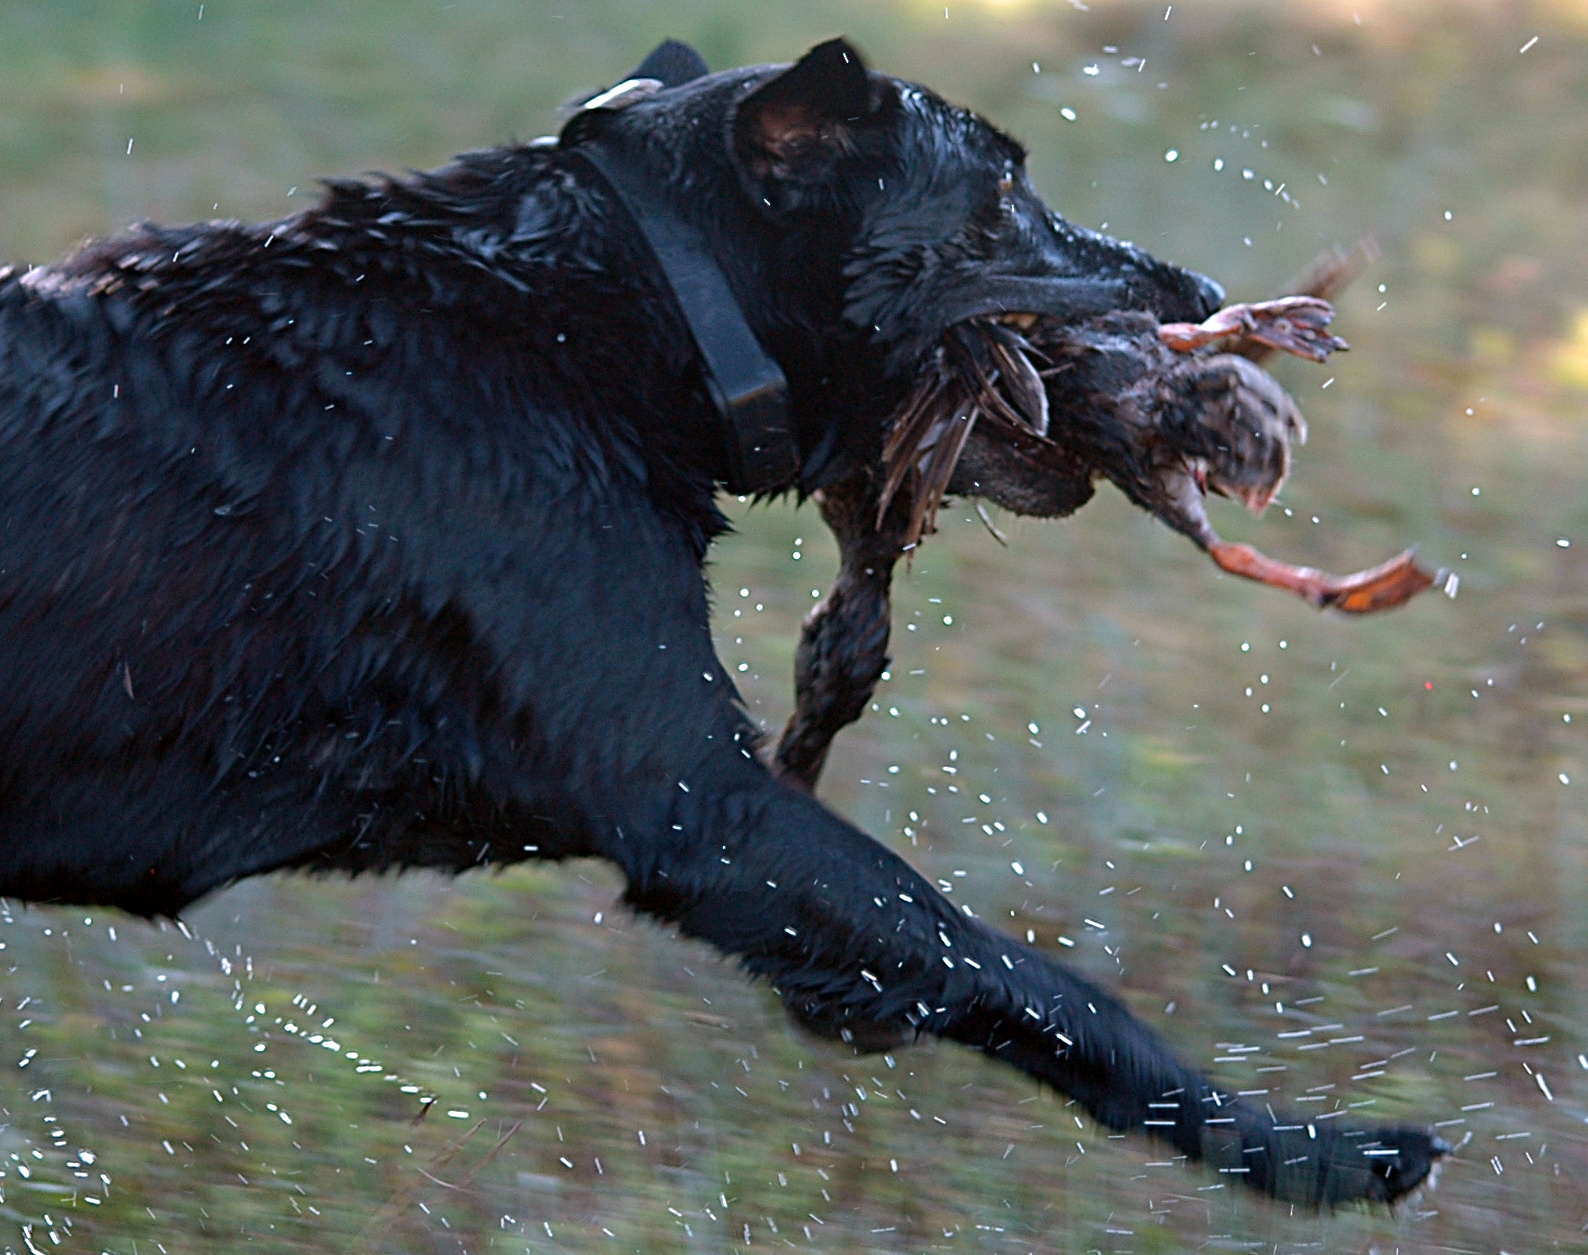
562 39 1223 487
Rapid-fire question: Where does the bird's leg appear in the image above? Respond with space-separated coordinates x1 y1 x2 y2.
1159 296 1348 363
1207 541 1438 614
773 474 912 792
1158 303 1258 352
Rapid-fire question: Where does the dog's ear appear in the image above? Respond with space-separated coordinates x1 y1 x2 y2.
732 38 878 189
627 39 710 89
564 40 709 116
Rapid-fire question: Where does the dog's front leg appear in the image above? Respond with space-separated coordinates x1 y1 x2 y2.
610 774 1440 1206
772 473 911 791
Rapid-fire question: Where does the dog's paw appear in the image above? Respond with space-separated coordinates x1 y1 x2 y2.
1252 1122 1447 1207
1316 1124 1448 1205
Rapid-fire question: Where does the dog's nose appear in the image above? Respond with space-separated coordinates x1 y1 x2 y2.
1193 271 1226 317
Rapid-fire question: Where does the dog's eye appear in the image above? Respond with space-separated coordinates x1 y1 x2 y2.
996 173 1015 197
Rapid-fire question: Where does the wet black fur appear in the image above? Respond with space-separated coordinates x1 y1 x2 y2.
0 39 1436 1205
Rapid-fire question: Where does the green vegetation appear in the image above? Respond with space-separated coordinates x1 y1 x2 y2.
2 1 1587 1250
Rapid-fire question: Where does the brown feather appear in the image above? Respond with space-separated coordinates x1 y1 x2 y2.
986 330 1049 436
906 401 980 545
878 371 951 523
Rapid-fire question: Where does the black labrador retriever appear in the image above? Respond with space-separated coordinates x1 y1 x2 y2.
0 38 1440 1205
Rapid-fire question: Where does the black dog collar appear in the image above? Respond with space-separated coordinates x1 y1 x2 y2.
568 137 798 495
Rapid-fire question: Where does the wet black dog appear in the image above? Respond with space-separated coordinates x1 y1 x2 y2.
0 39 1439 1204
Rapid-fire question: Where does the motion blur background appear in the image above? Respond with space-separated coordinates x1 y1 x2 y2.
2 1 1586 1251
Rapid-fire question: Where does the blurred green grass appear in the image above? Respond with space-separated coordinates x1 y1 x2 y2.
3 2 1588 1252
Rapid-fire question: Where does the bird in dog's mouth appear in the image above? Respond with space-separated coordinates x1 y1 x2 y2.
881 293 1444 614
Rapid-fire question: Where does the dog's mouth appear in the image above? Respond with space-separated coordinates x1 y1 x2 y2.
879 300 1442 614
878 312 1059 548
